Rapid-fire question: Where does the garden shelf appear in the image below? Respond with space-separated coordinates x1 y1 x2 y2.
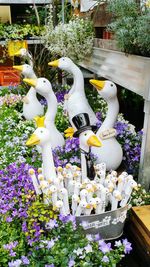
79 47 150 189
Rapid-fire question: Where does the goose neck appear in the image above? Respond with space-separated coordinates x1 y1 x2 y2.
42 142 57 180
71 65 84 94
26 87 37 98
98 97 119 133
45 92 57 122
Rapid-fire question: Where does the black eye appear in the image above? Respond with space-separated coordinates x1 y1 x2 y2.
110 84 113 87
62 58 65 61
84 133 87 136
40 130 43 133
43 80 46 83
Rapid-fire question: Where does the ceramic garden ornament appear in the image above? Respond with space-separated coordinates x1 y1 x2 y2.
23 77 65 148
26 116 57 181
89 79 123 170
48 57 98 132
14 48 33 67
72 113 102 182
13 64 44 120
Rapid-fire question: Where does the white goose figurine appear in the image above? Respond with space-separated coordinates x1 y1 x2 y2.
13 64 44 120
72 113 102 183
90 79 123 170
26 119 57 181
23 77 65 149
48 57 98 129
14 48 33 67
72 194 80 215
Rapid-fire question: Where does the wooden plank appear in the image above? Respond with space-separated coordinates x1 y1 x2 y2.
80 47 150 100
132 206 150 235
129 221 150 262
94 38 119 51
131 215 150 250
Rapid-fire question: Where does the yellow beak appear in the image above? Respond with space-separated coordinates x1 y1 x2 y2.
86 204 91 209
13 65 23 72
48 59 59 67
23 78 37 88
26 133 40 146
87 135 102 147
14 50 21 56
93 204 97 209
90 79 105 90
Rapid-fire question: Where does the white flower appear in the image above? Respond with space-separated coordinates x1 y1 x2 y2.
84 244 93 253
115 240 122 247
74 247 83 256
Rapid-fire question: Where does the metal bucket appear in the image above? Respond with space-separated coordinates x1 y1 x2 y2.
76 204 129 240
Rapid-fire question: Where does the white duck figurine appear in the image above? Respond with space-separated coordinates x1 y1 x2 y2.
14 48 33 67
72 194 80 215
53 200 66 216
48 57 98 129
95 197 103 214
48 185 58 206
72 113 102 183
13 64 44 120
85 198 97 215
75 199 87 216
59 188 70 215
111 190 122 211
90 79 123 170
23 77 65 148
26 119 57 181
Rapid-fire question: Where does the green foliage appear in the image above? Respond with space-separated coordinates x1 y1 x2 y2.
131 184 150 206
107 0 150 56
107 0 139 18
25 5 48 25
43 13 94 62
135 14 150 56
55 104 70 132
0 23 45 40
85 85 107 118
0 105 41 169
0 219 28 267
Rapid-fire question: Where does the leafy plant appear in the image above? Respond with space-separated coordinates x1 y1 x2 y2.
107 0 150 56
131 184 150 206
0 23 45 40
43 11 94 62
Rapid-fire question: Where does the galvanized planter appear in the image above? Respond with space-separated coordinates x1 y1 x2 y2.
76 204 128 240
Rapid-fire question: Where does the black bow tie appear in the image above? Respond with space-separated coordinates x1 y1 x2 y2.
81 149 95 180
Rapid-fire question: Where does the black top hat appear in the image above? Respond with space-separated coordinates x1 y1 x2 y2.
72 113 97 137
